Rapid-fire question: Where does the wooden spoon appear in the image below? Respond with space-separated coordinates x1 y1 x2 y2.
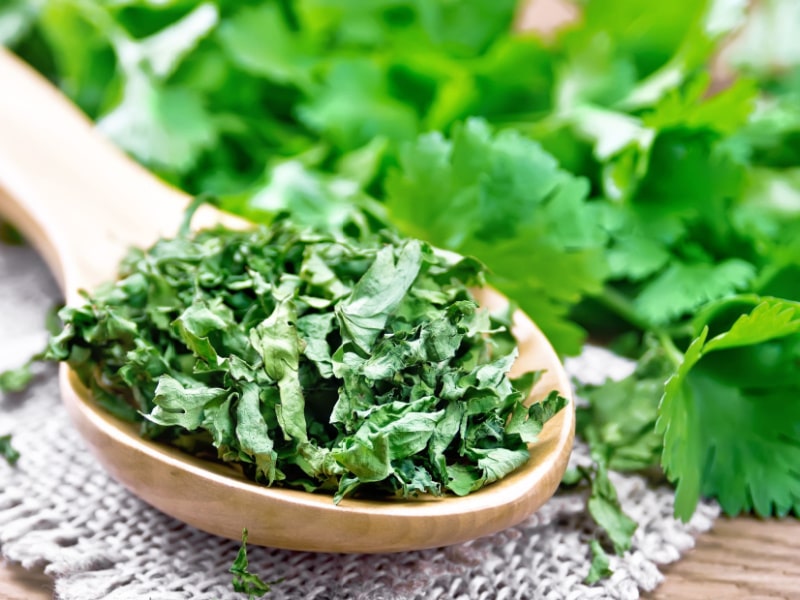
0 48 575 553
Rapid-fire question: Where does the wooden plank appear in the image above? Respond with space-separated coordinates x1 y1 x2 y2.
0 560 52 600
648 517 800 600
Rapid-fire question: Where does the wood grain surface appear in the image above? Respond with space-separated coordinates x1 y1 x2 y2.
3 516 800 599
0 560 52 600
649 517 800 600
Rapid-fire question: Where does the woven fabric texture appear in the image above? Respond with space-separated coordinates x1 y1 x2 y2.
0 242 718 600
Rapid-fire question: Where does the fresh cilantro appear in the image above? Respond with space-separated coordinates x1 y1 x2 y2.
0 0 37 47
633 260 756 326
385 118 608 355
96 4 220 175
642 75 757 134
230 529 277 598
298 58 420 154
5 0 543 196
657 296 800 520
216 3 314 87
0 434 20 466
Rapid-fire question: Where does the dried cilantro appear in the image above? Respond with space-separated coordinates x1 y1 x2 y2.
585 539 613 585
0 220 24 246
230 529 278 598
0 361 34 393
0 434 20 466
47 218 565 500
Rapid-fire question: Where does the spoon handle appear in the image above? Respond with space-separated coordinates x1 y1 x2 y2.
0 49 188 300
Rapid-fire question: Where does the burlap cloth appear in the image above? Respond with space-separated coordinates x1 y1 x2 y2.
0 241 718 599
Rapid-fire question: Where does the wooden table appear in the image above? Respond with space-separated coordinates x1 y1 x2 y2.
2 516 799 599
647 517 800 599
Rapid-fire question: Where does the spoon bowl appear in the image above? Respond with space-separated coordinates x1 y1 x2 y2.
0 49 574 553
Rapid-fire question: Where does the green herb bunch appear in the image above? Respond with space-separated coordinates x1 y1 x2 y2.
46 217 564 500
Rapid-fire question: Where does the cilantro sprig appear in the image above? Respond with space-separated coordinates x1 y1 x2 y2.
658 297 800 519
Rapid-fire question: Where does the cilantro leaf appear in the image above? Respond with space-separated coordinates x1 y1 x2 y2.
605 233 672 282
219 160 385 237
732 167 800 250
634 260 756 326
413 0 519 57
702 297 800 351
642 76 758 135
216 3 314 87
0 0 37 47
147 376 227 430
569 0 710 81
657 297 800 520
561 452 638 565
386 118 608 355
27 1 118 118
99 81 218 174
298 57 420 153
92 4 220 174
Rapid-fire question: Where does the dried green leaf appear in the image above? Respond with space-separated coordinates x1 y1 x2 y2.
0 362 34 393
0 434 20 466
230 528 277 598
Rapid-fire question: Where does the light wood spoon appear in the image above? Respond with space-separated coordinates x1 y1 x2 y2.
0 48 575 553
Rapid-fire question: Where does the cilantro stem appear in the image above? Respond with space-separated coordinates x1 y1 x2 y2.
179 194 216 237
591 286 652 332
591 287 688 367
655 330 684 368
277 0 300 31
